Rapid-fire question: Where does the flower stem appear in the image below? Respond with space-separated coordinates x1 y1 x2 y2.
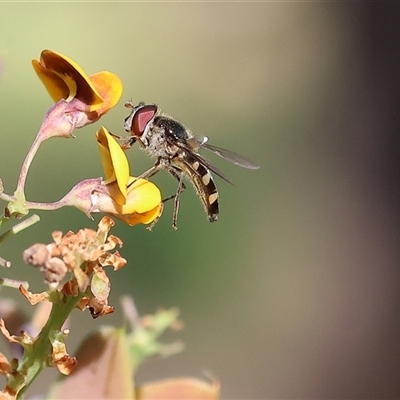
5 293 83 399
24 200 66 211
0 192 14 203
0 215 40 246
16 135 44 195
0 278 28 288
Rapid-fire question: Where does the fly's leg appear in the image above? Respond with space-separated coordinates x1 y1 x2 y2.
107 131 136 150
128 158 163 188
165 169 186 230
134 161 187 230
132 159 166 231
146 176 186 231
121 136 137 150
147 201 165 232
171 177 185 230
108 130 126 141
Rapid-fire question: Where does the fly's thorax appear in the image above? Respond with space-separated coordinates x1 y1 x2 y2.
153 115 192 143
141 121 180 158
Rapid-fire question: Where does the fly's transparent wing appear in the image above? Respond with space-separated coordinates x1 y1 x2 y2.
202 143 260 169
189 151 235 185
171 138 235 185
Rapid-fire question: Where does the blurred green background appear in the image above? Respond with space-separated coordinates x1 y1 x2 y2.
1 2 400 399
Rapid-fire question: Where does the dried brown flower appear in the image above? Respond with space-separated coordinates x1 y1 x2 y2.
22 217 126 318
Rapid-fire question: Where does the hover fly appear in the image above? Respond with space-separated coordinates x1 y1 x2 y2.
123 101 259 229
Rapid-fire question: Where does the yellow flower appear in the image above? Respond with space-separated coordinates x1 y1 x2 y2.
93 127 162 226
25 127 161 227
96 126 129 205
32 50 122 127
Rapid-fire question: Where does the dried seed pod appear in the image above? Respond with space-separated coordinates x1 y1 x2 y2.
23 244 50 266
43 258 68 285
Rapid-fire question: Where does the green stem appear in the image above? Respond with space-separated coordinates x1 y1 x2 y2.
0 278 28 289
6 293 84 399
0 215 40 246
0 193 15 203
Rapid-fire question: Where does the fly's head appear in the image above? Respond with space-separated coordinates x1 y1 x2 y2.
124 102 196 159
124 101 158 149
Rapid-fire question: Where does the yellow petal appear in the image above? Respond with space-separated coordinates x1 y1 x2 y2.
118 204 162 226
115 179 162 226
96 127 129 205
32 59 73 101
33 50 103 110
92 179 162 226
90 72 123 116
125 178 162 214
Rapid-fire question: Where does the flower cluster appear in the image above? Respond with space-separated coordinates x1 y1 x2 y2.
22 216 124 318
1 49 162 227
0 50 220 400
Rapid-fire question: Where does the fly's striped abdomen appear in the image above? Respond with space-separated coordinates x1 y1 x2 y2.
172 154 219 222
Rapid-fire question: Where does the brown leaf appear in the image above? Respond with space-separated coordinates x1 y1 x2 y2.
50 330 77 375
0 319 33 346
19 286 50 305
0 353 12 376
47 326 134 399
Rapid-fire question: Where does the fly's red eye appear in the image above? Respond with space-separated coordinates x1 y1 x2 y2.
132 105 157 136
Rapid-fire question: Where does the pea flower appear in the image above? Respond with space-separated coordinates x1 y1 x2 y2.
32 49 123 135
2 50 161 228
11 50 123 201
23 127 162 227
92 127 163 227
